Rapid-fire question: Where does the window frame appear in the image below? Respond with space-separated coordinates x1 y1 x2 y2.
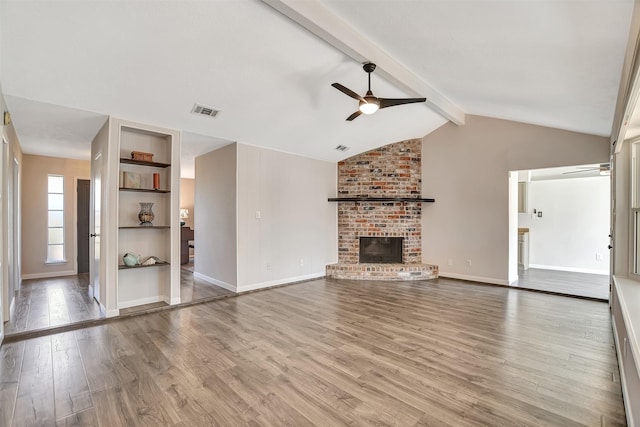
46 174 66 263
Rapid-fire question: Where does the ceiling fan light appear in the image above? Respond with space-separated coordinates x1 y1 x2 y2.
359 101 379 115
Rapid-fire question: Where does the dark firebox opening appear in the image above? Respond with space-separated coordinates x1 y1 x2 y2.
359 237 403 264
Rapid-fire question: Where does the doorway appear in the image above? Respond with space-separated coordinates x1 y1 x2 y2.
77 179 90 274
510 165 611 300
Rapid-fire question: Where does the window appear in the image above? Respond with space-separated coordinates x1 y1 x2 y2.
47 175 65 262
631 142 640 274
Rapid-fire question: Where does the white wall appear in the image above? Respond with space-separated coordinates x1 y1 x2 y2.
523 177 610 274
194 144 238 290
194 143 337 292
236 144 337 291
422 114 609 285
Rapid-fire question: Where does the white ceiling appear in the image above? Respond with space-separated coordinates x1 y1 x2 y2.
0 0 634 177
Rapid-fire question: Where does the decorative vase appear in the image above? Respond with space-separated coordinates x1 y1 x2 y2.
123 253 140 267
138 202 155 226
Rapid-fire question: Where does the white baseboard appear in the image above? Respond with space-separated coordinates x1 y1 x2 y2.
22 270 76 280
167 297 181 305
237 272 325 293
528 264 609 275
101 302 119 318
193 271 326 294
193 272 237 292
117 295 165 310
438 272 509 286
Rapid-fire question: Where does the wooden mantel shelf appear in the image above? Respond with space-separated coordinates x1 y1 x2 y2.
328 197 435 203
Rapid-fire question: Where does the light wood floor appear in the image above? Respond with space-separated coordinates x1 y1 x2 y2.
5 263 231 335
514 268 610 300
0 277 625 426
3 274 103 335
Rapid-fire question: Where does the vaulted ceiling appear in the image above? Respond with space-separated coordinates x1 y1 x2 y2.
0 1 634 178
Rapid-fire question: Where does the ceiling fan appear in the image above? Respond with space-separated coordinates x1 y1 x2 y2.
562 163 611 176
331 63 427 121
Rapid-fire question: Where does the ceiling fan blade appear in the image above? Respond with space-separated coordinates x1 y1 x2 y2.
332 83 365 102
346 111 362 121
379 97 426 109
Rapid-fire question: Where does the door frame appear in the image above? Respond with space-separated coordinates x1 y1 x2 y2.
12 157 20 292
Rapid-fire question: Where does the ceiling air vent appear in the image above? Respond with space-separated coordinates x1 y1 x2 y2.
191 103 220 118
335 145 350 152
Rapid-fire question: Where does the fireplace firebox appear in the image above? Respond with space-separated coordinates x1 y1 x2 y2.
359 237 403 264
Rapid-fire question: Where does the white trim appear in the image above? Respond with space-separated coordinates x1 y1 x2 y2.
438 272 509 286
193 271 237 292
528 264 609 275
22 270 75 280
237 272 325 293
166 296 181 305
613 276 640 379
105 308 119 318
13 156 20 292
9 297 15 320
118 295 165 309
611 314 636 427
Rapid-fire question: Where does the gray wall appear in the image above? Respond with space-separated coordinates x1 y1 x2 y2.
195 144 238 288
194 142 337 292
422 114 609 284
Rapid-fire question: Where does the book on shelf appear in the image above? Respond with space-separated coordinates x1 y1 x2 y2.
122 172 141 189
120 172 155 190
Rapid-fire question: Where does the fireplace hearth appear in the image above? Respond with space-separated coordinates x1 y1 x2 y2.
359 237 403 263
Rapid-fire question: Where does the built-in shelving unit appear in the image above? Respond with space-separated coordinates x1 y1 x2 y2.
328 197 435 203
113 119 181 311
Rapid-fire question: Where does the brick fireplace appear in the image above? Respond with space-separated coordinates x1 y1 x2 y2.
326 139 438 280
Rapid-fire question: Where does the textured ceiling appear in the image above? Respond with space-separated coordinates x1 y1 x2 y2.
0 0 634 177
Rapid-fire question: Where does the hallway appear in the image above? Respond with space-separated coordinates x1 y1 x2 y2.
3 263 232 337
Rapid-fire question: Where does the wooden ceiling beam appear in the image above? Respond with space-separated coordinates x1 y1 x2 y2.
261 0 465 125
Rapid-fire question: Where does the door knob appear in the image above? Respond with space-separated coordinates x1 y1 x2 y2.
90 233 98 237
608 245 613 249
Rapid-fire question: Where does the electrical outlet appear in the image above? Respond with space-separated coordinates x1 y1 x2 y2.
299 258 304 267
466 259 472 267
596 253 603 261
266 263 271 271
255 210 261 219
447 259 453 266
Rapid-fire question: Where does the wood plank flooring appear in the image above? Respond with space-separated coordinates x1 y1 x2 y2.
4 274 103 335
5 264 231 335
514 268 609 300
0 277 626 426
